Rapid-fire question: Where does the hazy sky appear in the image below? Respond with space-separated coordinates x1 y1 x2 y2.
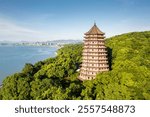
0 0 150 41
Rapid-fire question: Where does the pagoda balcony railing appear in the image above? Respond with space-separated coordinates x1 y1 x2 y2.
80 70 109 74
82 62 109 66
82 53 107 56
84 35 105 37
79 74 94 77
82 56 106 60
80 71 97 75
81 67 109 71
82 51 107 53
84 38 106 40
83 50 107 53
85 34 105 36
84 46 106 49
81 64 109 68
84 39 105 42
82 55 107 57
81 68 109 72
84 55 106 57
82 58 108 60
80 72 96 77
80 69 109 75
82 60 108 63
83 52 107 54
84 43 104 46
82 57 108 60
84 41 105 44
82 61 108 64
78 76 95 80
81 66 109 69
81 67 109 70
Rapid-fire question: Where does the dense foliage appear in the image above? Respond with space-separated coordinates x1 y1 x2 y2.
0 31 150 100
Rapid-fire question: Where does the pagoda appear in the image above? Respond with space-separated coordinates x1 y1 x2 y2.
79 23 109 80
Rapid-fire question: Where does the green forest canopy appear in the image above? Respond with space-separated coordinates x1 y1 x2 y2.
0 31 150 100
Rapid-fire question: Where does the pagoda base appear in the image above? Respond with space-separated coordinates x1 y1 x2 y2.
78 75 96 81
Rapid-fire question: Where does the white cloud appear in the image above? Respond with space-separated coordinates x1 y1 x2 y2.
104 18 150 38
0 18 50 41
115 0 137 5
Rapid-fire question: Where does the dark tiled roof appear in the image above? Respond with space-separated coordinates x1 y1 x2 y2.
85 23 104 35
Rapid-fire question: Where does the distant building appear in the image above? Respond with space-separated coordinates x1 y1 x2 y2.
79 23 109 80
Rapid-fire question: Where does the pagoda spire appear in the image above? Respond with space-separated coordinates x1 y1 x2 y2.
94 21 96 26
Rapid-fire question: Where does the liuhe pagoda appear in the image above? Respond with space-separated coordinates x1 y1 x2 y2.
79 23 109 80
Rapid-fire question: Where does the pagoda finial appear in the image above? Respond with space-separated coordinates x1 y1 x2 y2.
94 21 96 26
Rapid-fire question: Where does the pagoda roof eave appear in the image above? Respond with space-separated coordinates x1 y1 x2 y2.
85 24 105 35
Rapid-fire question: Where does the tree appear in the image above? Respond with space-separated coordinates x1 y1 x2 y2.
1 73 31 99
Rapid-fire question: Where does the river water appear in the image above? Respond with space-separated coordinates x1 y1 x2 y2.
0 45 57 84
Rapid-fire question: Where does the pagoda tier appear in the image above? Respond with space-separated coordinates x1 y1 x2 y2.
78 23 109 80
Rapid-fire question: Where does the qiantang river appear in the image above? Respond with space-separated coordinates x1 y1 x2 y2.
0 45 57 84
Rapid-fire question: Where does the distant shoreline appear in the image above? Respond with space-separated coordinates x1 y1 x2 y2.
0 41 82 50
0 44 62 49
0 40 82 47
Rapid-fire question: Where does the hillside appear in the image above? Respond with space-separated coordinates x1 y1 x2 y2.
0 31 150 100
